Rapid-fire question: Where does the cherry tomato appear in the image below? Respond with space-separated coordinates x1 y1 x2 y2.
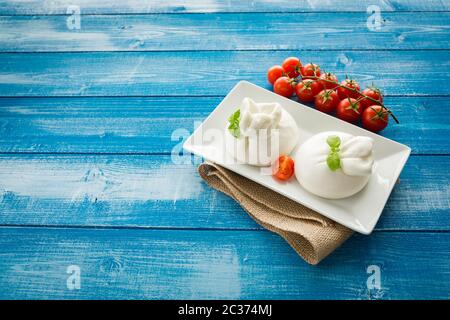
318 72 339 90
300 63 321 80
267 65 285 85
273 155 295 181
336 98 363 123
362 105 389 132
282 57 302 78
337 78 360 100
295 79 322 102
273 76 296 97
360 86 383 109
314 89 340 114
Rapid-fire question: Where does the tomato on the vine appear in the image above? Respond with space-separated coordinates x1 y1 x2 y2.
360 86 383 109
337 78 360 100
318 72 339 90
267 57 398 130
314 89 340 114
300 63 321 80
282 57 302 78
273 76 296 97
267 65 285 85
362 105 389 132
336 98 363 123
273 155 295 181
295 79 322 102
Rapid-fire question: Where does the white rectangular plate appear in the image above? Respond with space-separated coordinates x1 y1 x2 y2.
183 81 411 234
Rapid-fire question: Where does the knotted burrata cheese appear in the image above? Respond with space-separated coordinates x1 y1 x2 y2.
294 131 374 199
225 98 299 166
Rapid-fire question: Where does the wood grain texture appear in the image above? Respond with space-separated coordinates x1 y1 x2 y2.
0 50 449 97
0 97 450 154
1 13 450 52
0 227 449 299
0 96 448 154
0 0 449 300
0 0 448 14
0 154 448 231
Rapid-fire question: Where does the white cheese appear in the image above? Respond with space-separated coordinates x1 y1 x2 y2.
294 131 374 199
225 97 299 166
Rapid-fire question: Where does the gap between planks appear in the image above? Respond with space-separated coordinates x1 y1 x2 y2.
1 11 450 17
1 49 449 54
0 224 448 233
0 153 447 156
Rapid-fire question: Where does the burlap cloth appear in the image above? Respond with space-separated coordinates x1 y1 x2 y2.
198 162 354 265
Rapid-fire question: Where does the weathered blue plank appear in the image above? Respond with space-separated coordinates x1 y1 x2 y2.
0 0 448 14
0 0 447 301
0 96 447 154
0 227 448 299
0 154 448 231
1 13 449 52
0 51 449 97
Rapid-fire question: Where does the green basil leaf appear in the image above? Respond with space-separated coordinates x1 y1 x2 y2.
228 109 240 123
326 135 341 150
327 153 341 171
228 109 241 138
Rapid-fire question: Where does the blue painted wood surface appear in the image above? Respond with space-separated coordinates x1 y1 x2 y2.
1 13 449 51
0 155 448 231
0 0 449 299
0 96 448 154
1 0 448 14
1 51 449 96
0 228 449 299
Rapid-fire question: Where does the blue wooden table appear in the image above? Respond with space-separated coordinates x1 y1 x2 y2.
0 0 449 299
